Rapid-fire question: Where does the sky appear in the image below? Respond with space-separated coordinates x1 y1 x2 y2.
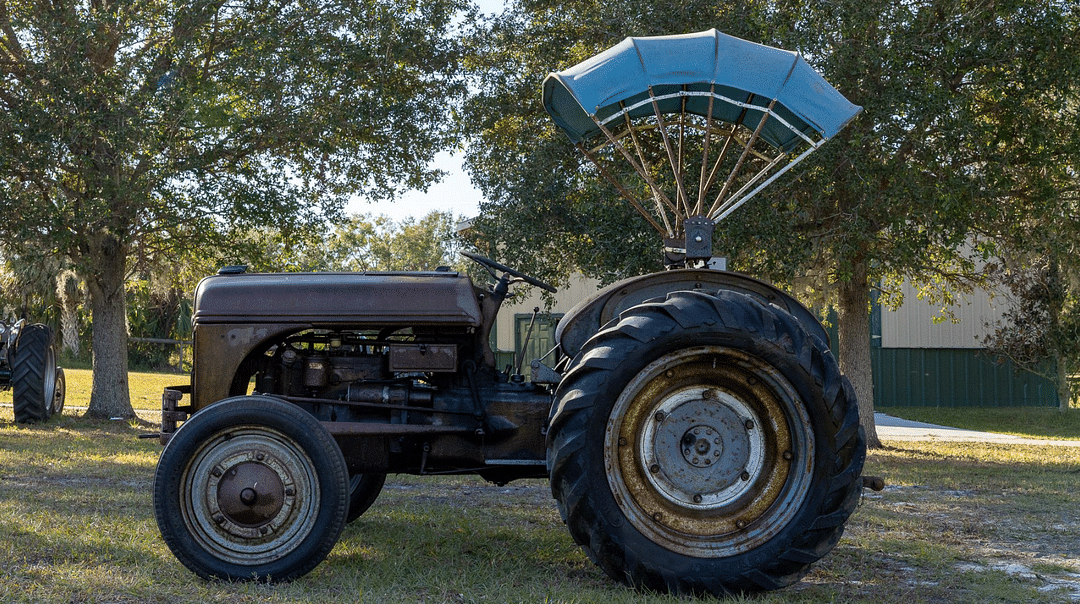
345 0 508 223
345 151 483 222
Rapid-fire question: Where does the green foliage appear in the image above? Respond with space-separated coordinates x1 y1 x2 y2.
0 0 467 255
0 250 62 327
0 0 468 416
220 210 469 273
125 279 190 371
464 0 1079 296
981 257 1080 409
317 211 468 272
955 2 1080 408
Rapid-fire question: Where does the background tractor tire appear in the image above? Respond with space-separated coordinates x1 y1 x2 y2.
51 367 66 417
154 395 350 581
547 290 865 596
12 324 57 424
346 473 386 523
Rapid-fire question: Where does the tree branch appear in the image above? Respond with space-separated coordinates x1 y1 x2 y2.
0 0 27 77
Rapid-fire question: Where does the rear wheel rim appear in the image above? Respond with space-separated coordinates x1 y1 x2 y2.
604 346 814 557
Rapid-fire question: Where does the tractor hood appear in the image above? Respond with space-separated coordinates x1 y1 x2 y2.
192 271 483 327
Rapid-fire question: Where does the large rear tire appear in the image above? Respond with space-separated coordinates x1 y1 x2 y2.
12 324 57 424
154 395 349 581
547 290 864 595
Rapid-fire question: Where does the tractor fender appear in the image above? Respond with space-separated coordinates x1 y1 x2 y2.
555 269 829 359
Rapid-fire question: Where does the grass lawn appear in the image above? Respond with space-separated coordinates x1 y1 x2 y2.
0 375 1078 602
879 406 1080 441
0 368 183 414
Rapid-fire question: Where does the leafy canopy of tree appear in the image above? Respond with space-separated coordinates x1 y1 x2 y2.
463 0 1080 446
235 210 468 273
977 86 1080 411
0 0 467 418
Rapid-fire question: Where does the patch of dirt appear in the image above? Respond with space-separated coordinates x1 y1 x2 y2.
863 484 1080 601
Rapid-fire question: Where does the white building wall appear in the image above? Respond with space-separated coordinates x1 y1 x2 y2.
879 280 1008 349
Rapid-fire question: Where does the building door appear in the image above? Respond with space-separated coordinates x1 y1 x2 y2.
514 312 563 380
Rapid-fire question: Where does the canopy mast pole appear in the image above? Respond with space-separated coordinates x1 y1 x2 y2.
590 116 677 236
711 142 823 223
648 87 692 226
700 92 756 202
620 105 676 232
695 85 717 216
711 153 788 219
677 88 688 212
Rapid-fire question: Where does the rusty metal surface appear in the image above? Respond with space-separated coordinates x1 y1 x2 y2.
320 422 474 437
216 461 286 526
388 344 457 373
191 322 307 409
159 386 191 445
862 476 886 491
604 345 814 558
480 388 550 465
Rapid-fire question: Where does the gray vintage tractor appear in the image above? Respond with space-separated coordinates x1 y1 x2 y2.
151 30 869 595
1 320 65 423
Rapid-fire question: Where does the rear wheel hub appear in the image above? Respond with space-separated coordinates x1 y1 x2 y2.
641 389 764 509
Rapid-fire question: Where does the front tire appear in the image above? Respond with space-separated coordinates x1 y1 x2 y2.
154 395 349 581
547 290 864 595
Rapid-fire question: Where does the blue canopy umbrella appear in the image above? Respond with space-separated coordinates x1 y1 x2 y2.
542 30 861 239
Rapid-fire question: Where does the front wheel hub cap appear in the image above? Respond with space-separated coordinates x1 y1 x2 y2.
216 460 286 526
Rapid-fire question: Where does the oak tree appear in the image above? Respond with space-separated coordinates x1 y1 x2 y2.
0 0 465 418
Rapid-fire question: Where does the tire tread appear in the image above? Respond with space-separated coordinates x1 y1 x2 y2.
548 290 865 595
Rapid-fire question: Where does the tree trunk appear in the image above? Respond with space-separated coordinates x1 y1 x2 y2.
1056 355 1071 413
56 270 81 355
836 258 881 449
1047 259 1071 413
84 235 134 420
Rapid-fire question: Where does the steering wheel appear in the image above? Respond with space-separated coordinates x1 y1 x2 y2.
462 251 557 293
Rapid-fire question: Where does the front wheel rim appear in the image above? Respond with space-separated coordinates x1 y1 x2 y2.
605 346 814 558
181 426 320 566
